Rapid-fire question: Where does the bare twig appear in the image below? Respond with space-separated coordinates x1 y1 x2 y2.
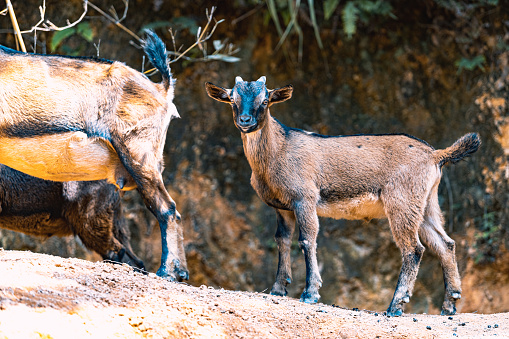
87 0 140 42
19 0 88 34
5 0 26 52
170 6 223 64
144 6 237 74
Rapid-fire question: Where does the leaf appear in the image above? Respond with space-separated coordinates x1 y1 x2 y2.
169 16 199 36
50 28 76 52
455 55 486 74
342 1 359 39
213 40 225 51
139 21 172 33
206 54 241 63
76 22 94 42
324 0 340 20
308 0 323 49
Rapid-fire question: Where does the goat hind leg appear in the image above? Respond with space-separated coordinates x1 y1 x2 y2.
386 210 425 317
112 138 184 280
419 194 461 315
270 209 296 297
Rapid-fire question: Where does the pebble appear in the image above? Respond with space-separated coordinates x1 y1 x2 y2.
413 318 417 322
426 326 431 330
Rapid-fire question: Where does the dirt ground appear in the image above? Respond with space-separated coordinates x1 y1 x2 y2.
0 250 507 339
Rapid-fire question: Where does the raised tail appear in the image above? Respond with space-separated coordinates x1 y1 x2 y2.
434 133 481 167
142 30 174 89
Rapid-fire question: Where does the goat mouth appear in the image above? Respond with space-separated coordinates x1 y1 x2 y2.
237 124 257 133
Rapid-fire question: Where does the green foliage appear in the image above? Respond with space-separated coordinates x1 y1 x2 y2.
50 22 94 53
342 0 395 39
324 0 341 20
473 211 503 264
455 55 486 74
140 16 199 36
342 2 359 39
265 0 396 54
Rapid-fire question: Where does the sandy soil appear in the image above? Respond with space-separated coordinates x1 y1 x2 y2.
0 249 507 339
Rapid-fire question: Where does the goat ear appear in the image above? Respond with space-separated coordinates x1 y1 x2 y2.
205 82 231 104
268 85 293 106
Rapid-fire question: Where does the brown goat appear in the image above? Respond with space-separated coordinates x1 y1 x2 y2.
0 31 186 280
205 76 480 316
0 164 147 270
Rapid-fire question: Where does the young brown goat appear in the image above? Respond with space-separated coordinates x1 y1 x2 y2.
0 31 186 280
0 164 146 270
205 76 480 316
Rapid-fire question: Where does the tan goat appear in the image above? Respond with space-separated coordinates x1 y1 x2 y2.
205 76 480 316
0 31 186 280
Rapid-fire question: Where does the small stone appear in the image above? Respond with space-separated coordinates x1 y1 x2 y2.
374 313 378 316
448 316 453 320
459 323 466 326
488 325 492 328
352 307 359 312
426 326 431 330
494 324 499 328
413 318 417 322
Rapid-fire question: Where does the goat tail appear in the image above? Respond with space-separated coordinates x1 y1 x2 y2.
142 30 174 88
434 133 481 167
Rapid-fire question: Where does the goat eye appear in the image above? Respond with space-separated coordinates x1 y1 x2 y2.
262 99 268 106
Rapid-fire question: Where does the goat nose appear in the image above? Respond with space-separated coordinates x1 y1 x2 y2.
239 115 252 124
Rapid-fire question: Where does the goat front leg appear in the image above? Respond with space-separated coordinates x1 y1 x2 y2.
270 209 296 297
294 201 322 303
112 138 185 281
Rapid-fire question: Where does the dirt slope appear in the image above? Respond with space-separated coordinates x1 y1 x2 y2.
0 250 507 339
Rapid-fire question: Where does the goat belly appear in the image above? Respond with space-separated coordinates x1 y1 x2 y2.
0 132 120 183
316 193 386 220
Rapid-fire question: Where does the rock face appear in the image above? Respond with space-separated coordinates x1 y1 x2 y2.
0 0 508 314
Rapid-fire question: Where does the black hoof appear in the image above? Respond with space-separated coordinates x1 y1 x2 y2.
177 267 189 281
300 290 320 304
386 308 403 317
270 284 288 297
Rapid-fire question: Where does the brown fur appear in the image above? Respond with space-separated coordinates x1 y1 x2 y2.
206 76 480 316
0 164 145 270
0 32 186 280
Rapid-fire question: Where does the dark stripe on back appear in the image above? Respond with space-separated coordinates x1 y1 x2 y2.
0 120 111 140
0 44 114 65
275 118 434 149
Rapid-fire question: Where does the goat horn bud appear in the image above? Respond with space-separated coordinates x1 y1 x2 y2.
257 76 266 84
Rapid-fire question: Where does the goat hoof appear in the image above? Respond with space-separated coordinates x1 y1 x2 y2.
402 296 410 304
300 290 320 304
386 307 403 317
177 268 189 281
270 284 288 297
440 306 457 316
